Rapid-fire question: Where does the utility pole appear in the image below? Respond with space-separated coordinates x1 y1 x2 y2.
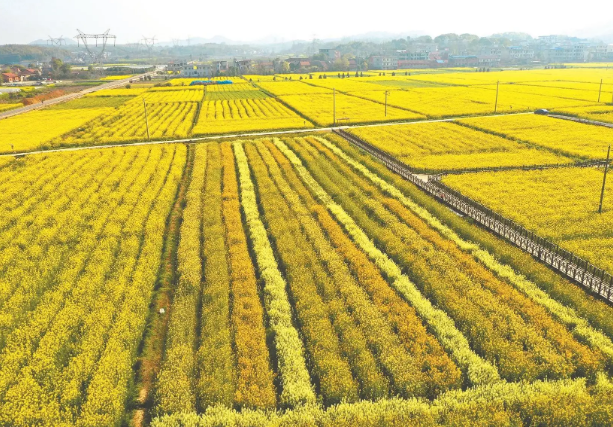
599 145 611 214
143 98 150 140
385 91 389 117
598 79 603 103
333 88 336 125
494 81 500 113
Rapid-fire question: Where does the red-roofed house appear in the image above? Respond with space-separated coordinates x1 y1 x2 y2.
1 73 22 83
22 68 41 78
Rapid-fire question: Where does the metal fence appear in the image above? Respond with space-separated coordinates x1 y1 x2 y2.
334 128 613 303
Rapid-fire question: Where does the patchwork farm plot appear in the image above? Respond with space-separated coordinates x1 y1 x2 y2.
444 166 613 274
2 67 613 153
3 131 613 426
460 114 613 159
348 121 573 172
0 107 115 152
279 91 425 126
3 66 613 426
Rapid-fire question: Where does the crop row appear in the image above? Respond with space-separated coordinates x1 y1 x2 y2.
152 375 613 426
155 142 277 414
249 140 464 398
192 98 310 135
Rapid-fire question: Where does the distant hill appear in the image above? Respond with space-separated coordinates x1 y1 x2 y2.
30 38 78 46
0 45 71 64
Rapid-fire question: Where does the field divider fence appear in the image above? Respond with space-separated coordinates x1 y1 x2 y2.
333 128 613 304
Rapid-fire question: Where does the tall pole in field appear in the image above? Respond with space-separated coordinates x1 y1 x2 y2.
599 145 611 214
143 98 150 140
333 88 336 125
598 79 603 103
385 90 389 117
494 81 500 113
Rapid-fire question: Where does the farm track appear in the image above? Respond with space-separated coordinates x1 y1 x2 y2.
131 145 194 427
333 128 613 305
0 111 535 159
547 113 613 129
0 72 154 121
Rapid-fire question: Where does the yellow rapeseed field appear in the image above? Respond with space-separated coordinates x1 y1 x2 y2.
4 66 613 427
461 114 613 159
349 121 572 172
0 108 113 152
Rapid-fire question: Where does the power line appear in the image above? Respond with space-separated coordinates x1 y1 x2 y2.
47 35 66 46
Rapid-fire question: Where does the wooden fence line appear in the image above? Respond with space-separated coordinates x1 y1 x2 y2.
333 128 613 303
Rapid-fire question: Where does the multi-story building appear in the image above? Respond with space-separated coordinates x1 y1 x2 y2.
543 44 587 62
167 61 229 77
369 55 398 70
448 55 479 66
319 48 340 60
477 55 501 67
587 44 611 61
503 46 535 62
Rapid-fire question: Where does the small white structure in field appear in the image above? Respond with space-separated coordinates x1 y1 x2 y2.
159 308 166 314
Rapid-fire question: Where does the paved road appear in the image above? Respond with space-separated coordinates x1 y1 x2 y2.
0 72 154 121
0 111 535 159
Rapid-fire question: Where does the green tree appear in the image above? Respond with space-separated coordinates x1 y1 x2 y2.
50 58 63 72
60 63 71 75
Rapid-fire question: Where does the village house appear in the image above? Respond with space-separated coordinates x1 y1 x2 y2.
1 72 22 83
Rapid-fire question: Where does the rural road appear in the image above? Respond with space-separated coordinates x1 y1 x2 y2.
0 71 155 121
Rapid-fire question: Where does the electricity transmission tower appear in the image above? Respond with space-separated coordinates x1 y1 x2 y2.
47 36 66 46
141 36 157 56
75 29 116 68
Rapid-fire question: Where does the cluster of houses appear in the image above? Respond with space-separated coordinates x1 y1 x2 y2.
1 66 43 83
167 35 613 75
366 37 613 70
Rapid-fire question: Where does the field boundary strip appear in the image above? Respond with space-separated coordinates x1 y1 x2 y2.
333 128 613 305
0 111 535 159
546 113 613 129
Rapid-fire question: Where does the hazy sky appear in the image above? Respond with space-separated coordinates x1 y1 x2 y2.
1 0 612 44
